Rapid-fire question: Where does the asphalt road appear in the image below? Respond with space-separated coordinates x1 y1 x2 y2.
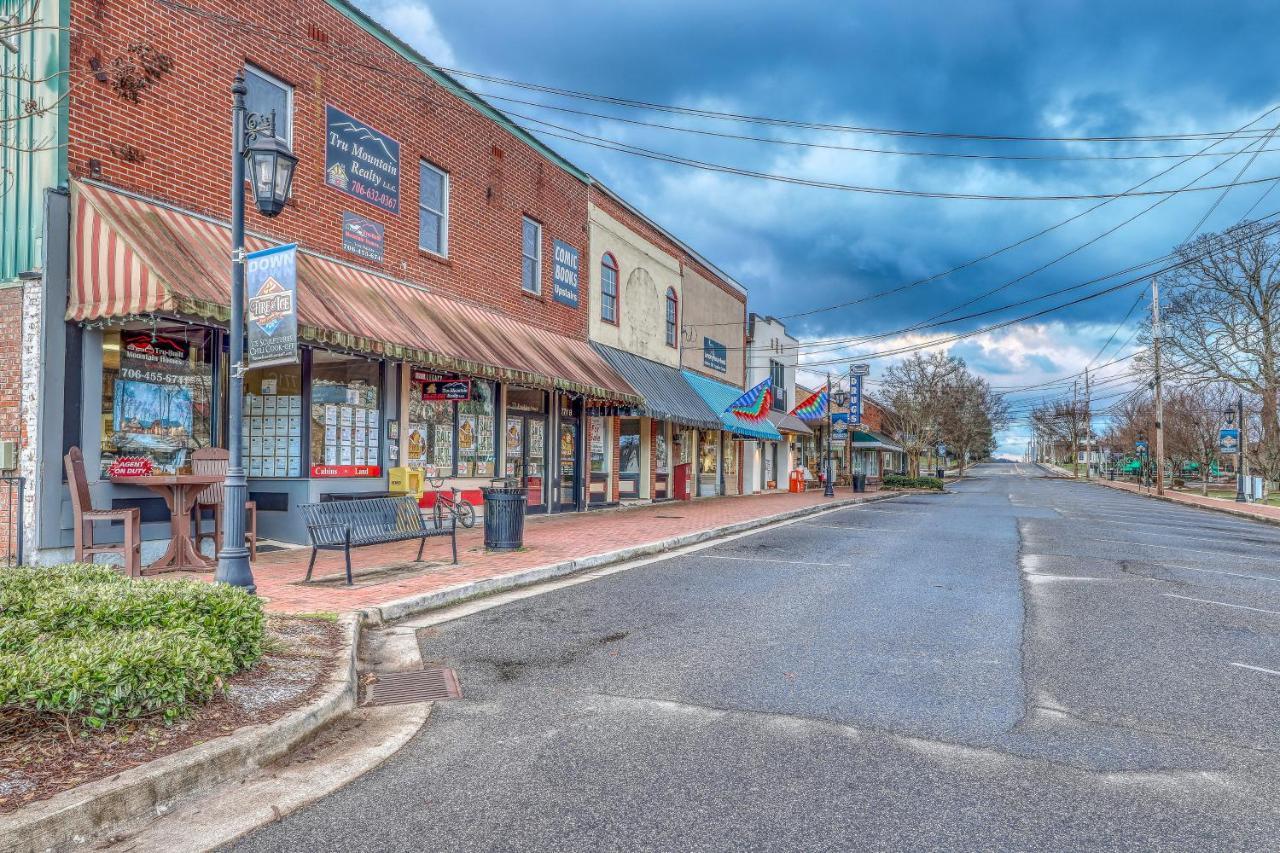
233 463 1280 852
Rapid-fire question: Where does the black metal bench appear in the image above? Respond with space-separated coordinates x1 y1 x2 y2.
300 495 456 585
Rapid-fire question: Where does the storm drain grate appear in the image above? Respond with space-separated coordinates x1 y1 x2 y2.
654 515 684 519
364 666 462 706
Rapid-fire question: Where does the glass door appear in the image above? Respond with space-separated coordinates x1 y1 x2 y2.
618 418 641 500
558 418 579 512
526 416 546 510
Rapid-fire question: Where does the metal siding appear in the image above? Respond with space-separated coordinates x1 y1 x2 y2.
0 0 68 280
591 342 722 431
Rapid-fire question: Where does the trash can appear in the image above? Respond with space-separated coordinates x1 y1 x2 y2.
852 473 866 493
1108 468 1116 481
936 468 945 479
481 485 527 551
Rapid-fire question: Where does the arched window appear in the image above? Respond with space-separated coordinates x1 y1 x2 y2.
665 287 678 348
601 253 619 323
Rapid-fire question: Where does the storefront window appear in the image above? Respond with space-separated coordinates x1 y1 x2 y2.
722 438 737 477
406 371 496 478
588 416 609 474
619 420 641 475
699 431 718 475
100 326 215 476
655 427 669 473
310 352 381 477
244 363 303 478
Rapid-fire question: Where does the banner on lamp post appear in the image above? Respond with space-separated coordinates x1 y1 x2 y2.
1219 428 1240 455
246 243 299 368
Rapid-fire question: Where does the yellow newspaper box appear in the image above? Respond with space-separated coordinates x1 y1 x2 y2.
389 466 422 496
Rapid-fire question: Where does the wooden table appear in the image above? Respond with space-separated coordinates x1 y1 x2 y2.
109 473 223 574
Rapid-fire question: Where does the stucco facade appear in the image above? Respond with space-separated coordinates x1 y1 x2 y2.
587 203 682 366
680 266 746 387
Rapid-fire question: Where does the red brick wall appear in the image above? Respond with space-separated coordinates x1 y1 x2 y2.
67 0 589 336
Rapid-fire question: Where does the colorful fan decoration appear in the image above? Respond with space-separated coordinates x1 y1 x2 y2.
726 377 773 421
790 385 828 420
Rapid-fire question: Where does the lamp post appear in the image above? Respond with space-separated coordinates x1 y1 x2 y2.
215 74 298 593
1231 397 1247 503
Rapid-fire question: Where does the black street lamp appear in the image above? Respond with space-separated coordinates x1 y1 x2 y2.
1230 397 1247 503
215 74 298 594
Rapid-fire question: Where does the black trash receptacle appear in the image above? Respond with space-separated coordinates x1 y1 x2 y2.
1109 468 1116 481
852 473 866 493
936 468 945 480
481 486 527 551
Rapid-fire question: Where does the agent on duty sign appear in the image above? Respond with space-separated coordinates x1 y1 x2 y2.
246 243 299 368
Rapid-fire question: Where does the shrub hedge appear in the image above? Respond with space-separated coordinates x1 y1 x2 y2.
0 564 264 728
883 474 945 490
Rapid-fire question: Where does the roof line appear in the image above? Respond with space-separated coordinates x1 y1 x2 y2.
323 0 591 184
592 182 747 297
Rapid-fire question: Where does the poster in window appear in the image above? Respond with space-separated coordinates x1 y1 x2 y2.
112 380 194 448
477 416 494 453
408 428 426 463
589 417 605 455
434 425 452 468
458 417 476 452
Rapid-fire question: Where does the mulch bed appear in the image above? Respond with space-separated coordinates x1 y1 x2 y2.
0 615 343 813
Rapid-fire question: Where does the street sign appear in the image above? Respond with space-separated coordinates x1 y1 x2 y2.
850 363 870 377
1135 440 1149 455
1219 428 1240 454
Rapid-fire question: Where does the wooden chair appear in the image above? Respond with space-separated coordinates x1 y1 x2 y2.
64 447 141 577
191 447 257 559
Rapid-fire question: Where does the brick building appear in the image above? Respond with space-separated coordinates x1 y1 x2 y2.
0 0 754 561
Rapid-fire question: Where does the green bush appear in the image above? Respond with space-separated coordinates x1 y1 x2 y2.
0 629 232 727
0 564 265 727
883 474 944 490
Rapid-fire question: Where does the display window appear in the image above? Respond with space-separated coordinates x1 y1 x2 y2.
99 326 216 476
722 438 738 476
655 426 669 473
310 352 382 477
244 363 303 478
407 370 496 478
699 431 718 475
588 416 609 474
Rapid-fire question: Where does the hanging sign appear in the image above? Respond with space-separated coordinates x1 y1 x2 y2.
703 337 728 373
551 240 580 308
1135 440 1149 456
1219 428 1240 454
831 412 850 442
421 378 471 402
246 243 299 368
341 212 385 262
324 105 401 214
851 374 863 426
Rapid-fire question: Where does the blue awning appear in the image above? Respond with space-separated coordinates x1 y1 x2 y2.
681 370 784 441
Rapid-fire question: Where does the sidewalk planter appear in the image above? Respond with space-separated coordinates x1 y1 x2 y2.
482 486 528 551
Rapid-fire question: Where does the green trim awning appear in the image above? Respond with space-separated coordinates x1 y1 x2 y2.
852 430 903 452
681 370 783 441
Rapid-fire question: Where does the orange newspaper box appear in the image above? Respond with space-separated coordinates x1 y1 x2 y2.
789 469 804 493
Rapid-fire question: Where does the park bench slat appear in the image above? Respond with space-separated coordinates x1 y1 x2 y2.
299 495 456 585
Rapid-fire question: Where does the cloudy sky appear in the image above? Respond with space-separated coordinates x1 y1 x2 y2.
355 0 1279 457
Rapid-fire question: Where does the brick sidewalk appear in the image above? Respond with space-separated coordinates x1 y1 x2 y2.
188 490 882 615
1050 466 1280 523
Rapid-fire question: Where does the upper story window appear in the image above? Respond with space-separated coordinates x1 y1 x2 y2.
665 287 678 348
243 65 292 144
600 253 619 324
769 359 786 410
419 161 449 256
521 217 542 295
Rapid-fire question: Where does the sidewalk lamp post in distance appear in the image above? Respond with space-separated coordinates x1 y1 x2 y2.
829 386 850 498
216 74 299 594
1223 401 1247 503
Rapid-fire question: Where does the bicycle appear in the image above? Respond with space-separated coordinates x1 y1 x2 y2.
425 475 476 529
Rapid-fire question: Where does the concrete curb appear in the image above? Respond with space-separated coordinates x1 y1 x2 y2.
1058 473 1280 529
0 613 364 853
361 491 905 626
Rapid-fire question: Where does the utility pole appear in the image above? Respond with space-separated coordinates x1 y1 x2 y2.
1084 367 1092 480
1072 379 1080 477
1151 277 1166 496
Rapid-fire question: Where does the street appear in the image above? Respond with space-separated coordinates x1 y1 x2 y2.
233 463 1280 852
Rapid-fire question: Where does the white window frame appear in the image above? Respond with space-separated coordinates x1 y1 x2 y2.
418 160 449 257
521 217 543 295
243 64 293 144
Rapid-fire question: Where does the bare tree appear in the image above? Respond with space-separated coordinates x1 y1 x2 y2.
1144 221 1280 480
940 372 1008 474
879 352 962 477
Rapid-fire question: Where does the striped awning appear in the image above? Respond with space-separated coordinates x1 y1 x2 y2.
69 181 640 404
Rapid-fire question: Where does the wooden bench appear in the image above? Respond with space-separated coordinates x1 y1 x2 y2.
300 495 456 586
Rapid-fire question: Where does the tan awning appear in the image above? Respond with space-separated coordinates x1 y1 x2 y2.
766 409 813 436
68 180 640 404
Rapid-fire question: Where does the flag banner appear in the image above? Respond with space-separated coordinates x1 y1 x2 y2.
790 386 828 420
726 377 773 421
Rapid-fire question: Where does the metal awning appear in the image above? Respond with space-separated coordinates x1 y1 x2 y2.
766 409 813 436
681 370 783 442
68 180 640 404
852 430 903 452
590 343 723 430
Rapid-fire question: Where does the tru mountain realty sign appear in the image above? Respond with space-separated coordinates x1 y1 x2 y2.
325 105 401 214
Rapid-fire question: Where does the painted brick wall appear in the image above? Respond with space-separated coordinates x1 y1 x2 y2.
67 0 590 337
0 287 24 449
